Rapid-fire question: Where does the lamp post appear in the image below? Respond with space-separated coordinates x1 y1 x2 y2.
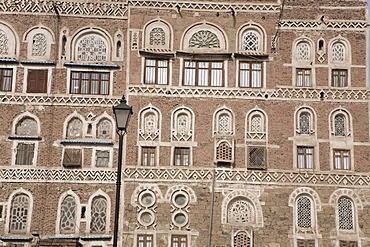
112 96 133 247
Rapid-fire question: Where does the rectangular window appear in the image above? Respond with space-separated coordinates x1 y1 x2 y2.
95 150 110 167
334 149 350 170
27 69 48 93
239 61 262 88
174 147 189 166
339 241 358 247
332 69 348 87
183 61 223 87
142 147 156 166
248 146 266 169
297 239 315 247
70 71 109 95
296 68 311 87
144 59 168 85
297 146 314 169
15 143 35 165
63 148 82 168
0 68 13 91
137 234 153 247
171 235 187 247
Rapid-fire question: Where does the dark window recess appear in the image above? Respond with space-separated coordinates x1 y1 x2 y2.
27 69 48 93
248 146 266 169
81 206 86 219
15 143 35 165
0 204 3 219
297 239 315 247
339 241 358 247
0 68 13 91
63 149 82 167
137 234 153 247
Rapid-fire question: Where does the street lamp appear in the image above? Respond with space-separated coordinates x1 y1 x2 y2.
112 96 133 247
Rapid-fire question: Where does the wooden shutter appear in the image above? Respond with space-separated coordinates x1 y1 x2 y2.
63 149 82 167
15 143 35 165
27 69 48 93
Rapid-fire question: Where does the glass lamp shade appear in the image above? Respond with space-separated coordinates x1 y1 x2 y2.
112 96 133 132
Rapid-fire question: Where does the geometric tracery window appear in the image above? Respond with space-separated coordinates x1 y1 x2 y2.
299 113 310 134
0 29 9 55
77 35 107 62
31 33 47 57
149 27 165 46
67 118 83 138
338 197 354 231
242 31 259 51
10 194 30 232
189 30 220 48
60 195 77 233
296 42 310 61
16 117 38 136
331 42 345 62
216 141 232 161
233 231 251 247
334 114 346 136
227 198 254 224
97 119 112 139
296 196 312 229
251 115 262 133
90 196 107 233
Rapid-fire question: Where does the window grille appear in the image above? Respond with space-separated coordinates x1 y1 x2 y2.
60 195 77 233
16 117 38 136
334 114 346 136
296 239 315 247
9 194 30 232
0 30 9 55
296 42 310 60
239 62 262 88
233 231 251 247
31 33 47 57
77 35 107 61
216 141 232 161
174 147 189 166
144 59 168 85
137 234 153 247
297 146 314 169
242 31 259 51
15 143 35 165
90 196 107 233
97 119 112 139
334 149 350 170
251 115 262 133
189 30 220 48
0 68 12 91
218 114 231 134
296 196 312 229
338 197 354 231
27 69 48 93
331 69 348 87
296 68 311 87
299 113 310 134
70 71 109 95
63 149 82 168
248 146 266 169
142 147 156 166
171 235 187 247
149 27 165 46
67 118 83 138
183 61 223 87
227 199 254 224
332 42 345 62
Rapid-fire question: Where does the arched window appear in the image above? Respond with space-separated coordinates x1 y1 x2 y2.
31 33 47 57
227 198 255 224
299 112 310 134
0 29 9 55
334 114 345 136
246 110 266 140
16 117 38 136
214 108 233 136
251 115 262 133
242 30 259 52
331 42 345 62
139 107 161 141
59 195 77 233
149 27 165 46
76 34 107 62
189 30 220 48
67 117 83 138
96 118 112 139
338 197 354 231
90 196 108 233
172 107 193 142
296 41 311 61
9 194 30 233
296 195 313 229
233 231 251 247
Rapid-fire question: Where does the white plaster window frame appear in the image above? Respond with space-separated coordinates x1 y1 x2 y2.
23 26 55 61
55 190 81 235
138 105 162 142
171 106 195 142
92 147 113 169
12 140 39 167
72 31 111 62
63 112 85 139
22 65 54 94
294 107 316 136
0 65 17 92
292 38 316 88
232 229 253 247
143 19 172 50
95 113 115 141
237 22 267 53
245 109 267 141
138 145 159 167
293 143 320 171
0 21 19 58
328 37 352 88
213 107 234 137
330 146 354 172
86 190 111 234
329 109 352 138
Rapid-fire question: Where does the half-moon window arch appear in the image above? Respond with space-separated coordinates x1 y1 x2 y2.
76 34 107 62
189 30 220 49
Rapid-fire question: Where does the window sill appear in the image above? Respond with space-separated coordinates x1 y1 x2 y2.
60 139 114 145
8 135 42 140
64 62 120 69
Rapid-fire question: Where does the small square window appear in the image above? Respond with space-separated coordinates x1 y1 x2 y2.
144 58 169 85
339 240 358 247
15 143 35 165
171 235 187 247
174 147 189 166
248 146 266 169
141 147 156 166
27 69 48 93
297 239 315 247
239 61 262 88
331 69 348 87
137 234 153 247
334 149 350 170
297 146 314 169
95 150 110 168
63 148 82 168
296 68 311 87
0 68 13 91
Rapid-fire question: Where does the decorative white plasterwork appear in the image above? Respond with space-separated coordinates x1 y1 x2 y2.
329 189 363 210
164 185 197 203
288 187 322 211
278 20 368 30
130 184 163 207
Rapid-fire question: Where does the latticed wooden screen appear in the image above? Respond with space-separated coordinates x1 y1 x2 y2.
233 231 251 247
248 146 266 169
216 141 232 161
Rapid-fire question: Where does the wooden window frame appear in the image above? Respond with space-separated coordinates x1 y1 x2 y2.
333 149 350 170
239 61 263 88
27 69 48 93
15 142 36 166
296 68 311 87
339 240 358 247
141 147 156 166
174 147 189 166
0 68 13 92
70 71 110 95
183 60 224 87
331 69 348 87
248 146 267 170
297 146 314 169
137 234 153 247
144 58 169 85
297 239 315 247
63 148 82 168
171 235 187 247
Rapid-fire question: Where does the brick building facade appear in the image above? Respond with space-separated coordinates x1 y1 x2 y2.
0 0 369 246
